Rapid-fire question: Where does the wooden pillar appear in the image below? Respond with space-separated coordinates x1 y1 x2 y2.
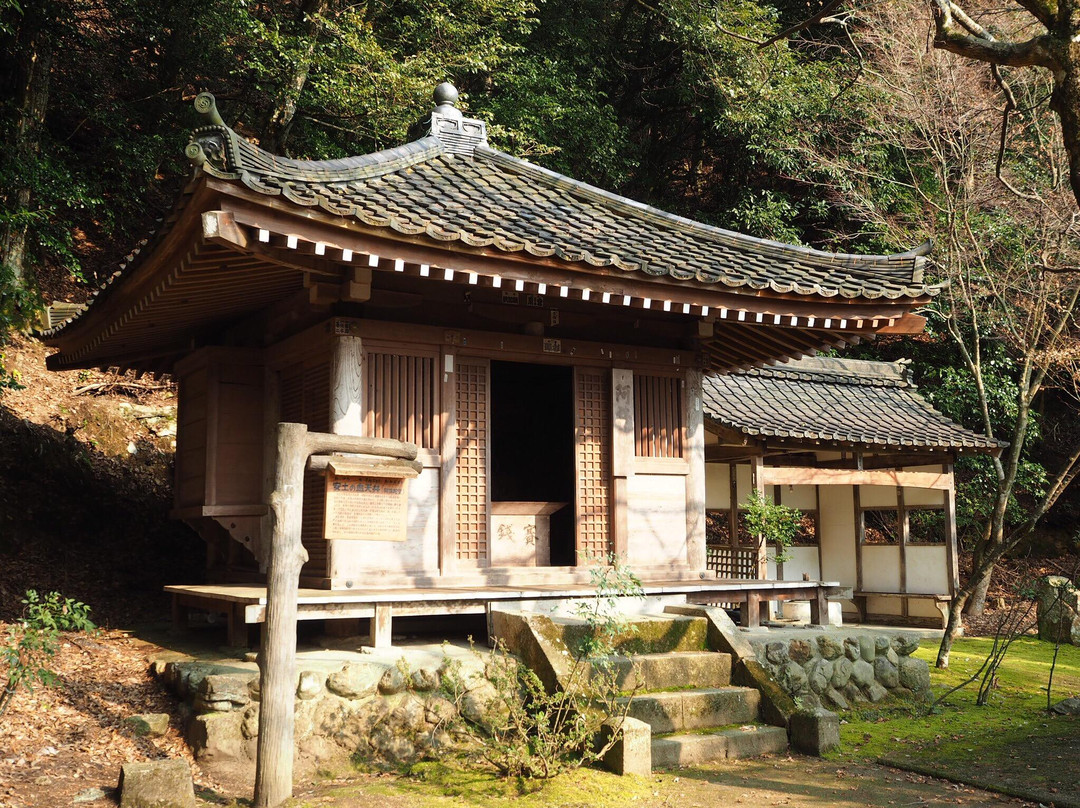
750 454 766 580
370 604 392 648
259 367 281 571
254 422 310 808
684 368 706 572
853 453 864 595
611 368 634 560
897 485 909 618
330 334 363 436
943 463 959 593
439 349 457 574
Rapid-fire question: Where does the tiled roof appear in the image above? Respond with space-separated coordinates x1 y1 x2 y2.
184 91 939 303
702 356 1005 452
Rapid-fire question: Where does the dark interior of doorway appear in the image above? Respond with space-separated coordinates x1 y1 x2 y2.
490 360 575 566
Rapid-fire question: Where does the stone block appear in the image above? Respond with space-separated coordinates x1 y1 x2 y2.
850 659 874 687
806 659 833 694
1036 576 1080 646
326 662 384 699
789 707 840 756
379 665 407 695
124 713 170 737
873 657 899 689
1050 696 1080 715
843 637 861 662
601 716 651 776
765 642 788 665
816 636 844 660
783 661 808 695
898 657 930 693
195 674 252 712
118 759 195 808
892 635 921 656
874 636 891 655
859 635 875 663
864 681 889 703
185 712 246 762
296 670 323 700
788 639 814 664
823 687 849 711
410 666 440 692
830 657 853 689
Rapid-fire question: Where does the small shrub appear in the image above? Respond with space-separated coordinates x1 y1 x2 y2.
1 590 95 717
441 556 645 779
742 489 802 564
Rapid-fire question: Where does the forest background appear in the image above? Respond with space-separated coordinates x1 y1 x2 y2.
2 0 1078 623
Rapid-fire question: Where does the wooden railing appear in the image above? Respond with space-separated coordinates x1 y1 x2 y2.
706 545 760 580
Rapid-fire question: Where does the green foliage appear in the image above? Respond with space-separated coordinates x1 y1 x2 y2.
1 589 95 717
742 488 802 564
441 556 643 780
0 261 39 392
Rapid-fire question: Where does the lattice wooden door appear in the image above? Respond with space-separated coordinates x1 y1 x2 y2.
574 367 612 561
454 358 490 565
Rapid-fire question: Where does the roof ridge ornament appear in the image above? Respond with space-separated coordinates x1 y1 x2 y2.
429 82 486 157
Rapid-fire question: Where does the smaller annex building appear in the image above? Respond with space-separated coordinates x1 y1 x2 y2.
702 356 1005 627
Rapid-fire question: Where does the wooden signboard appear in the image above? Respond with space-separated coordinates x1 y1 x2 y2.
324 470 409 542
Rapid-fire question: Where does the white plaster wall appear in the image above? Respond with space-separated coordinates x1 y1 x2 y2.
906 545 950 594
735 464 752 503
775 484 817 510
705 463 731 509
329 466 440 576
775 546 820 581
904 486 946 507
627 473 688 566
860 485 898 508
818 485 857 587
862 545 901 591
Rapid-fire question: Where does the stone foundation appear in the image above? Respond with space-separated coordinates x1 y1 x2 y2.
749 630 931 710
152 652 486 774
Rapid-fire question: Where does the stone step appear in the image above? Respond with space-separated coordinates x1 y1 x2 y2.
557 615 709 656
652 725 789 768
616 686 761 734
590 651 732 692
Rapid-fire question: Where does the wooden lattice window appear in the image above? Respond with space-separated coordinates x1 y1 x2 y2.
455 359 489 563
365 351 438 449
633 374 683 458
575 368 612 560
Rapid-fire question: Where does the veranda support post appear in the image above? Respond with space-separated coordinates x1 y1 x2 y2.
254 423 418 808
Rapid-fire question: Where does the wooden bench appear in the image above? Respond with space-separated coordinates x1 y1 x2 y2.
852 591 952 629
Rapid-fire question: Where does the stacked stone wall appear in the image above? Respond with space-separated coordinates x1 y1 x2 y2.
750 632 931 711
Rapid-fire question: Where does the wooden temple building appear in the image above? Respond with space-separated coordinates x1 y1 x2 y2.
43 84 958 644
702 356 1004 627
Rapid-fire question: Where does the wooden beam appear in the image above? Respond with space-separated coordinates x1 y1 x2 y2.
877 312 927 334
611 368 634 559
705 444 763 463
759 465 954 490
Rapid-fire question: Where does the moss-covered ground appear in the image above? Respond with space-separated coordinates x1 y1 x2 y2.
834 636 1080 807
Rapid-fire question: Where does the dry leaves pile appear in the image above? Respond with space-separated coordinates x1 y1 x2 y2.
0 628 222 808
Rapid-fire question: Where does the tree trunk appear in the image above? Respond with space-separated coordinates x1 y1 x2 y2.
261 0 329 154
964 560 995 615
936 590 970 668
1050 47 1080 213
0 8 53 283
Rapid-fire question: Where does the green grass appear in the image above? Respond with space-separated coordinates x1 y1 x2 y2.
835 636 1080 806
310 760 654 808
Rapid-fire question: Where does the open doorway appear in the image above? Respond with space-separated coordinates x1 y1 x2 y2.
490 361 576 566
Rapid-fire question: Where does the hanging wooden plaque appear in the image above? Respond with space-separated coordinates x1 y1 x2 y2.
324 471 409 541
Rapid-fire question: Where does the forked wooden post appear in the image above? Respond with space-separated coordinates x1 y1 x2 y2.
254 422 309 808
254 423 418 808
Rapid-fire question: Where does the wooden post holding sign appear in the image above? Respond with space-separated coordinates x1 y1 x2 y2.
254 424 418 808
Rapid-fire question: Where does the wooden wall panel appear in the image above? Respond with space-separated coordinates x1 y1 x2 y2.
175 367 208 509
454 359 489 564
574 367 612 561
633 374 684 458
365 350 439 450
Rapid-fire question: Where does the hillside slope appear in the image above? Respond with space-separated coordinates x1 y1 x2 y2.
0 335 202 625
